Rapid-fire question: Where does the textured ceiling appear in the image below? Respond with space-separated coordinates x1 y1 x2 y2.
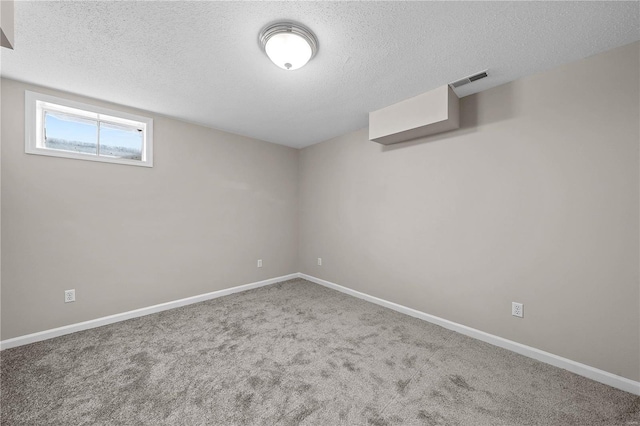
2 1 639 148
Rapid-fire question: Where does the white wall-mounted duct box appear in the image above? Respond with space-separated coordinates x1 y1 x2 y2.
1 0 14 49
369 85 460 145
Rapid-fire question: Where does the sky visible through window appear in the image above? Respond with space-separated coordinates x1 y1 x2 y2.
45 114 143 155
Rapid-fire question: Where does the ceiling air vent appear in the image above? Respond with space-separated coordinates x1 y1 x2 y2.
450 70 488 88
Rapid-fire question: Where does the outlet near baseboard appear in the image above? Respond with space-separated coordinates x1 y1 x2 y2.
65 289 76 303
512 302 523 318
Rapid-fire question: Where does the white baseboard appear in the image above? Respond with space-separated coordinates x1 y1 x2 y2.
299 273 640 396
3 271 638 396
0 273 299 351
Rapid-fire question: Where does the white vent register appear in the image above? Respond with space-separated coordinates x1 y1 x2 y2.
369 85 460 145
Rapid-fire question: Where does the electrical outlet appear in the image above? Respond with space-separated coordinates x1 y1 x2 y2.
257 259 262 268
512 302 523 318
65 289 76 303
317 257 322 266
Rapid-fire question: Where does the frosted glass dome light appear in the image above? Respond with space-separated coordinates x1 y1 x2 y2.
259 22 318 71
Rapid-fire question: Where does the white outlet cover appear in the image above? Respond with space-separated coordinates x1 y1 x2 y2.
512 302 523 318
65 289 76 303
317 258 322 266
257 259 262 268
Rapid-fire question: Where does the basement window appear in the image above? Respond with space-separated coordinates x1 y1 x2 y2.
25 91 153 167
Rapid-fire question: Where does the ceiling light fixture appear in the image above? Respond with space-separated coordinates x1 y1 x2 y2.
259 21 318 71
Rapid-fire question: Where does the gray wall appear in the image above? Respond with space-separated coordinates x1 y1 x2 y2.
2 42 639 383
1 78 299 340
299 42 640 381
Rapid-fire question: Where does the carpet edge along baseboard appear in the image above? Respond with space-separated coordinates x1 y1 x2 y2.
298 273 640 396
1 272 638 396
0 273 299 350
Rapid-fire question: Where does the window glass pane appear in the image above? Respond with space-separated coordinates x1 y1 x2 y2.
99 122 143 160
44 111 98 155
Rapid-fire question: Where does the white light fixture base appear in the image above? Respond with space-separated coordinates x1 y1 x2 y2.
259 21 318 71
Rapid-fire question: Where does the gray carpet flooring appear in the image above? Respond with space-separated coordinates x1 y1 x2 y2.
1 278 638 425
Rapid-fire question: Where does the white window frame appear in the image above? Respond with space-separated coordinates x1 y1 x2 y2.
25 90 153 168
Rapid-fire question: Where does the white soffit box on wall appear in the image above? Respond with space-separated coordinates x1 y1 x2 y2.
369 85 459 145
1 0 14 50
